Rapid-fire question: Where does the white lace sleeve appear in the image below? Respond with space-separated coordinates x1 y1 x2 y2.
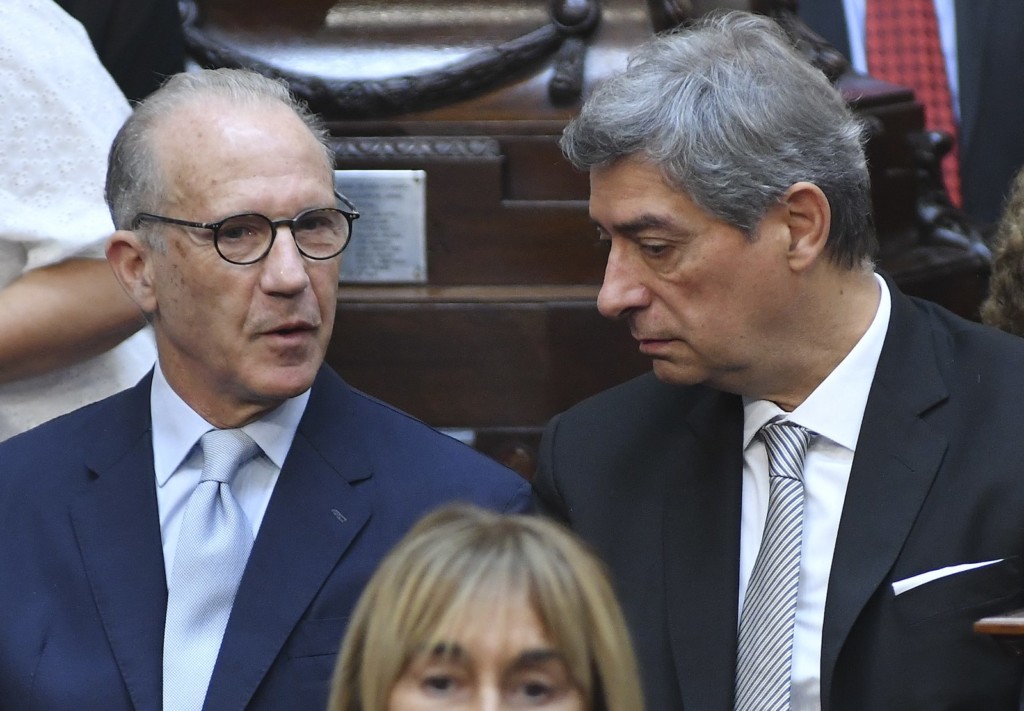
0 0 132 283
0 0 155 442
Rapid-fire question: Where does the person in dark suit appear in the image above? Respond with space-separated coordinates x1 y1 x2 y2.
55 0 186 101
533 11 1024 710
798 0 1024 227
0 67 530 710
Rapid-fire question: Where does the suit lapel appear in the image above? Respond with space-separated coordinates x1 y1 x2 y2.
819 285 949 705
664 388 745 709
70 374 167 711
205 369 372 710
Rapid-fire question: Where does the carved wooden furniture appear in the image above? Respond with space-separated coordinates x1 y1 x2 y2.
179 0 991 476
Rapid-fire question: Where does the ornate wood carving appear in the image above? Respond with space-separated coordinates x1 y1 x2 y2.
179 0 600 119
331 137 502 161
908 130 991 259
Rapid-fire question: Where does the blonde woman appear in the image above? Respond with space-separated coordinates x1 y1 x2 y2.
329 504 644 711
981 167 1024 336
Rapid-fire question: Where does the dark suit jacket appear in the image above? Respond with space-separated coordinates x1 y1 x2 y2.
798 0 1024 225
55 0 185 101
0 366 530 710
534 283 1024 709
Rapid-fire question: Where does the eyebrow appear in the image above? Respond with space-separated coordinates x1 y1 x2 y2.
423 643 567 667
514 648 566 666
426 642 466 660
594 213 680 238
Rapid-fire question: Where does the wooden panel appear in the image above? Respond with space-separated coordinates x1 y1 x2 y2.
328 286 649 428
333 137 603 285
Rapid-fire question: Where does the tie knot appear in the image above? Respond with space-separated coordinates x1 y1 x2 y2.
199 429 259 484
758 421 812 483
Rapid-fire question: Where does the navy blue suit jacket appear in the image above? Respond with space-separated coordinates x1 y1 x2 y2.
535 282 1024 709
798 0 1024 225
0 366 530 710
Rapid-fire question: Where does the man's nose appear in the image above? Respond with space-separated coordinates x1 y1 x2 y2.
597 241 649 319
260 226 310 294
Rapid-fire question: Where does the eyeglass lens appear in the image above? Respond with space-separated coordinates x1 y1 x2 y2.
215 209 350 263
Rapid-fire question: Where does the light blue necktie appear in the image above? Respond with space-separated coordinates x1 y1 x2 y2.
163 429 259 711
735 421 813 711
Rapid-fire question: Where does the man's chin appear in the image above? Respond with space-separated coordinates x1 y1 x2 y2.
651 359 706 386
252 365 320 401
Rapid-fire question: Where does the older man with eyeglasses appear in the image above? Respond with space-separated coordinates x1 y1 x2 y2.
0 67 530 711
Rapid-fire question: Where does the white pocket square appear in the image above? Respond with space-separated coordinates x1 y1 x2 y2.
892 559 1003 596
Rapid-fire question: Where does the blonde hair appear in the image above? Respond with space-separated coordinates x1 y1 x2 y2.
982 167 1024 336
329 504 644 711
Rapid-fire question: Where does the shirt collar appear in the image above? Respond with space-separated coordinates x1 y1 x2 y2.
743 273 891 451
151 361 311 486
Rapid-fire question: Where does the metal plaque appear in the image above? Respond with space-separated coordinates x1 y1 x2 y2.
334 169 427 283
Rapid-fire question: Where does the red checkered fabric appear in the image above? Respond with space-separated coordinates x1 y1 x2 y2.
866 0 961 205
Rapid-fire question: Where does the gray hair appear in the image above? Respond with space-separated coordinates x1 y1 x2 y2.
561 10 876 269
105 67 334 233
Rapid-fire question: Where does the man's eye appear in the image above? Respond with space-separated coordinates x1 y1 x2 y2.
218 218 264 241
218 227 250 241
640 242 670 256
222 225 260 242
295 215 334 231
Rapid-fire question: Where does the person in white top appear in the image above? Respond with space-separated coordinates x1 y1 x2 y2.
0 0 155 441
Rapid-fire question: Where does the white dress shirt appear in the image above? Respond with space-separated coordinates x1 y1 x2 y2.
151 363 310 582
840 0 960 118
739 273 891 711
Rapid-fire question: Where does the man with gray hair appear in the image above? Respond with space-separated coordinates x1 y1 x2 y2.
0 68 530 710
534 10 1024 710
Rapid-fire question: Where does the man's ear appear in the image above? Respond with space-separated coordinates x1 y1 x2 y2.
780 181 831 272
106 230 157 314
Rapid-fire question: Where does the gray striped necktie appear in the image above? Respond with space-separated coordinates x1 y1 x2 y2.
163 429 260 711
735 420 813 711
